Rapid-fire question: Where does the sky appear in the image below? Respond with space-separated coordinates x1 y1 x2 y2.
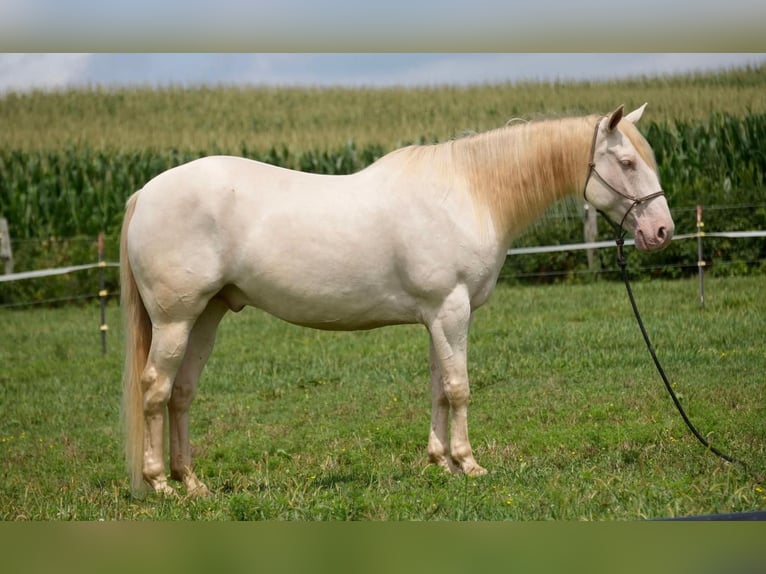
0 0 764 92
1 53 766 93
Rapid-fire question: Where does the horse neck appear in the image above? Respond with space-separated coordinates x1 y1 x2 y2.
454 116 597 242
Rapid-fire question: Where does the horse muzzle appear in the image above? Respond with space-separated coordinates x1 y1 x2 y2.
634 219 674 251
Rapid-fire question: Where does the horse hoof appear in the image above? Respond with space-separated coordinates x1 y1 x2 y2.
186 482 211 498
153 482 179 497
462 463 488 477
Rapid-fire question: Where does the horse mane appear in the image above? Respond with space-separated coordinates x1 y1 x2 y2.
374 113 657 240
454 116 596 237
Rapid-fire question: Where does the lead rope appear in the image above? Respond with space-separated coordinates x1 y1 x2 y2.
585 115 750 471
611 231 748 470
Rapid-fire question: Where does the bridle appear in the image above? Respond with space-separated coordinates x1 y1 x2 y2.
582 117 666 239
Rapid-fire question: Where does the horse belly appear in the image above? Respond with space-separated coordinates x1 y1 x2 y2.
224 268 419 330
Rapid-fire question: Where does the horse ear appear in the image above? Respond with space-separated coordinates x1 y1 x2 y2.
607 105 624 132
624 103 648 124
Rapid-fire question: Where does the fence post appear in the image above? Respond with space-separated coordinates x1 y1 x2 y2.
583 203 599 273
0 217 13 275
697 205 705 307
98 233 108 354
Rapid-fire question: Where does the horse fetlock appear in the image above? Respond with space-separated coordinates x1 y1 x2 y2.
143 456 167 481
451 448 487 476
429 453 459 474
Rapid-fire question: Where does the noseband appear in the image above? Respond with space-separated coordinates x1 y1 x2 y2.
582 118 665 238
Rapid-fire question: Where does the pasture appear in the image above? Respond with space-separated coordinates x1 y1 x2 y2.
1 275 764 520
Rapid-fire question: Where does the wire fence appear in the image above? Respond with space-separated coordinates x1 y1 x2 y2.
2 224 765 311
1 222 764 357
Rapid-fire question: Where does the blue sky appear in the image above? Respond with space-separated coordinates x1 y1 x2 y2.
1 53 766 93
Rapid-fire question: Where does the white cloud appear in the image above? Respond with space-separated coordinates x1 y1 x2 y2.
0 53 93 92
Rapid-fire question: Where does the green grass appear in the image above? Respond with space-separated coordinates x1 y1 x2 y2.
1 275 764 520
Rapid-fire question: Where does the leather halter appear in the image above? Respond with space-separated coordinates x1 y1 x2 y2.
582 117 666 237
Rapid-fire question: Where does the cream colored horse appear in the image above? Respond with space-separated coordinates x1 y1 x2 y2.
121 104 673 496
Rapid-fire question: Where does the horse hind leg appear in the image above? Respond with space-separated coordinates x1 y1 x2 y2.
168 298 228 496
140 319 195 496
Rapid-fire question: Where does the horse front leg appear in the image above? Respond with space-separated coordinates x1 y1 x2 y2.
426 288 487 477
427 339 458 473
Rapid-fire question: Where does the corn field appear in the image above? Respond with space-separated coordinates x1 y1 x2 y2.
1 113 765 238
0 142 391 239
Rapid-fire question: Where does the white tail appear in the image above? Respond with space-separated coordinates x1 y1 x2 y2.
120 191 152 495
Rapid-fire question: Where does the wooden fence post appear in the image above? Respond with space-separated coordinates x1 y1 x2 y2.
0 217 13 275
583 203 599 273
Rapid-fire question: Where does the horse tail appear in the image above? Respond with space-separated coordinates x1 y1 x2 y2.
120 190 151 495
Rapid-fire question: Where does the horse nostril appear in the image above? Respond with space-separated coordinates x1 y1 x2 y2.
657 226 667 241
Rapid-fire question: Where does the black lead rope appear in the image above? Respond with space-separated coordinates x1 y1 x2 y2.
584 115 750 473
611 233 748 470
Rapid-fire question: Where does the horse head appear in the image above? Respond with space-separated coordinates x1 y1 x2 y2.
584 104 674 251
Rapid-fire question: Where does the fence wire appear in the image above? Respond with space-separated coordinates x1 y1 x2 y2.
2 230 764 309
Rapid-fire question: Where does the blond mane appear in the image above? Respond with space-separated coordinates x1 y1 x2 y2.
374 113 658 241
453 116 598 238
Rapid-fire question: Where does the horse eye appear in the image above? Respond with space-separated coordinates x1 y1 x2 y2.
620 158 635 169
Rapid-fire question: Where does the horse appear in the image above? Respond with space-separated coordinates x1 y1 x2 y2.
120 104 674 496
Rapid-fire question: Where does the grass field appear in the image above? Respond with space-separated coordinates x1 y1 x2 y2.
1 274 764 521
